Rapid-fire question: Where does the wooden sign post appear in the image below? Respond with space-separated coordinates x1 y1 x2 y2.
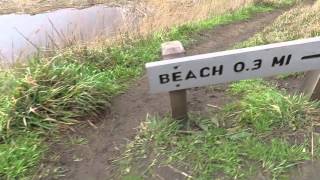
301 70 320 100
147 37 320 119
161 41 188 122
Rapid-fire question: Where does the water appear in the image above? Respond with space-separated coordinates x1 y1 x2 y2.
0 5 128 63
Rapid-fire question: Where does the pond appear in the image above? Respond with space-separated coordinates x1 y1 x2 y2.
0 5 131 64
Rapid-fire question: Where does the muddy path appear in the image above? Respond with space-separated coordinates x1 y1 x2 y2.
39 6 308 180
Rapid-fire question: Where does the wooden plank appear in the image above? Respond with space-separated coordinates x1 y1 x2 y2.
301 70 320 100
161 41 188 121
146 37 320 93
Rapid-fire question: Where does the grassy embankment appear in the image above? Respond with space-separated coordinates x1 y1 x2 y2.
119 1 320 180
0 0 296 179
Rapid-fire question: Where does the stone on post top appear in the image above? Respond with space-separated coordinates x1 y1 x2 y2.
161 41 185 58
161 41 188 122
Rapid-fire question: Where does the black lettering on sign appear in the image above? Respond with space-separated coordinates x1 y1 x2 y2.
212 65 224 75
234 62 245 72
186 70 197 80
200 67 210 77
301 54 320 60
252 59 262 70
172 72 182 81
272 54 292 67
159 74 170 84
286 55 292 65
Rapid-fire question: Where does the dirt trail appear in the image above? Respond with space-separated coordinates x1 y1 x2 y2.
41 8 297 180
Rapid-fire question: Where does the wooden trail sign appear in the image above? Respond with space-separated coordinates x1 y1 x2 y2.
162 41 188 121
146 37 320 93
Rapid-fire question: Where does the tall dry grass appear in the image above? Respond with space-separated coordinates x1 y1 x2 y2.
126 0 255 36
118 0 293 39
271 0 320 39
237 0 320 46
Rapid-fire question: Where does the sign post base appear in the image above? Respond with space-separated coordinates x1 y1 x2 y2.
301 70 320 100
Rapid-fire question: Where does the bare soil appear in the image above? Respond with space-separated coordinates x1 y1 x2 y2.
38 6 317 180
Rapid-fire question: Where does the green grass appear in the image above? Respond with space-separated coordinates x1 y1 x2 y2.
0 1 298 179
228 80 317 132
242 138 309 177
0 133 45 179
118 80 318 179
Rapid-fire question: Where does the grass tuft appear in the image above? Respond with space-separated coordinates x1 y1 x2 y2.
242 137 309 178
0 133 45 179
228 80 319 132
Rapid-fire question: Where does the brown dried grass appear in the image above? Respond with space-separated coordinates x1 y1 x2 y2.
131 0 256 36
248 0 320 43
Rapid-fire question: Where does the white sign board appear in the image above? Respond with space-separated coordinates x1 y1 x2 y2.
146 37 320 93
